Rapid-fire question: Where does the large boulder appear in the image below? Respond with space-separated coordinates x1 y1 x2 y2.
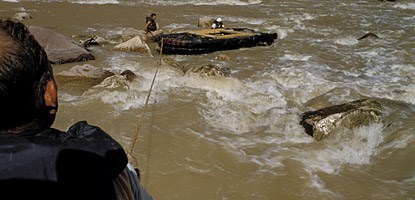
54 64 114 90
28 26 95 64
300 99 382 141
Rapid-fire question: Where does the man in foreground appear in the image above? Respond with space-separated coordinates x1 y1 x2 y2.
0 19 152 200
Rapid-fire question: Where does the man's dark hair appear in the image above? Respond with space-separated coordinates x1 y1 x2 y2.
150 13 156 17
0 19 54 133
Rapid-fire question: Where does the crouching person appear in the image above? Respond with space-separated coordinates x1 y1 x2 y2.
0 19 152 200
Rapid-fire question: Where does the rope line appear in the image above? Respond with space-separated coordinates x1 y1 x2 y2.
144 96 157 186
127 38 163 157
126 38 164 187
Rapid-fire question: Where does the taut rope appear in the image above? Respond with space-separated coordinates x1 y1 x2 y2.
127 38 163 159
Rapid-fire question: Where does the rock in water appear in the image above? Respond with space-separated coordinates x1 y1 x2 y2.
28 26 95 64
300 99 382 141
13 12 32 21
185 64 229 77
357 32 380 40
55 64 115 90
112 36 152 56
80 35 108 48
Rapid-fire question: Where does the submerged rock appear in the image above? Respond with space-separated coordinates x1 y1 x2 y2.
82 70 140 95
300 99 382 141
185 64 230 77
80 35 108 48
160 57 187 73
357 32 380 40
160 57 231 77
87 75 131 91
216 54 232 61
121 70 138 82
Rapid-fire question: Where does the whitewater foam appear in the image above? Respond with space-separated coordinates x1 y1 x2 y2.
335 37 359 46
394 3 415 10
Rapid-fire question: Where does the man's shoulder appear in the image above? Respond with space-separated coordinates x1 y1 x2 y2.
63 121 126 157
0 121 128 188
66 120 105 137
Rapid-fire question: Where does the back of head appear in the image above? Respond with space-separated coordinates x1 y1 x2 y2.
0 19 54 133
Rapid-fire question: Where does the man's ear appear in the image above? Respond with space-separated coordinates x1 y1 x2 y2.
44 79 58 114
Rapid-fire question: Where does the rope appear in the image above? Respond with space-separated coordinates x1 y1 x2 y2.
126 39 164 187
127 38 163 157
144 97 157 186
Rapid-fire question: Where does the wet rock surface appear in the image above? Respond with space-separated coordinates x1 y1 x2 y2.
28 26 95 64
112 36 152 56
300 99 382 140
54 64 115 92
184 64 230 77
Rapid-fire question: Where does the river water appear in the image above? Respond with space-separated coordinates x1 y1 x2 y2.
1 0 415 199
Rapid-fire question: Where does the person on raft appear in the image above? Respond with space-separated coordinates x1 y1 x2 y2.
145 13 158 35
211 17 225 29
0 19 152 200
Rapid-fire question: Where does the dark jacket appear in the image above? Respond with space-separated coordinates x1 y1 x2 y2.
145 16 157 32
0 121 128 200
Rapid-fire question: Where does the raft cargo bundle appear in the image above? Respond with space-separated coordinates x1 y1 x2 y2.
154 28 278 55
